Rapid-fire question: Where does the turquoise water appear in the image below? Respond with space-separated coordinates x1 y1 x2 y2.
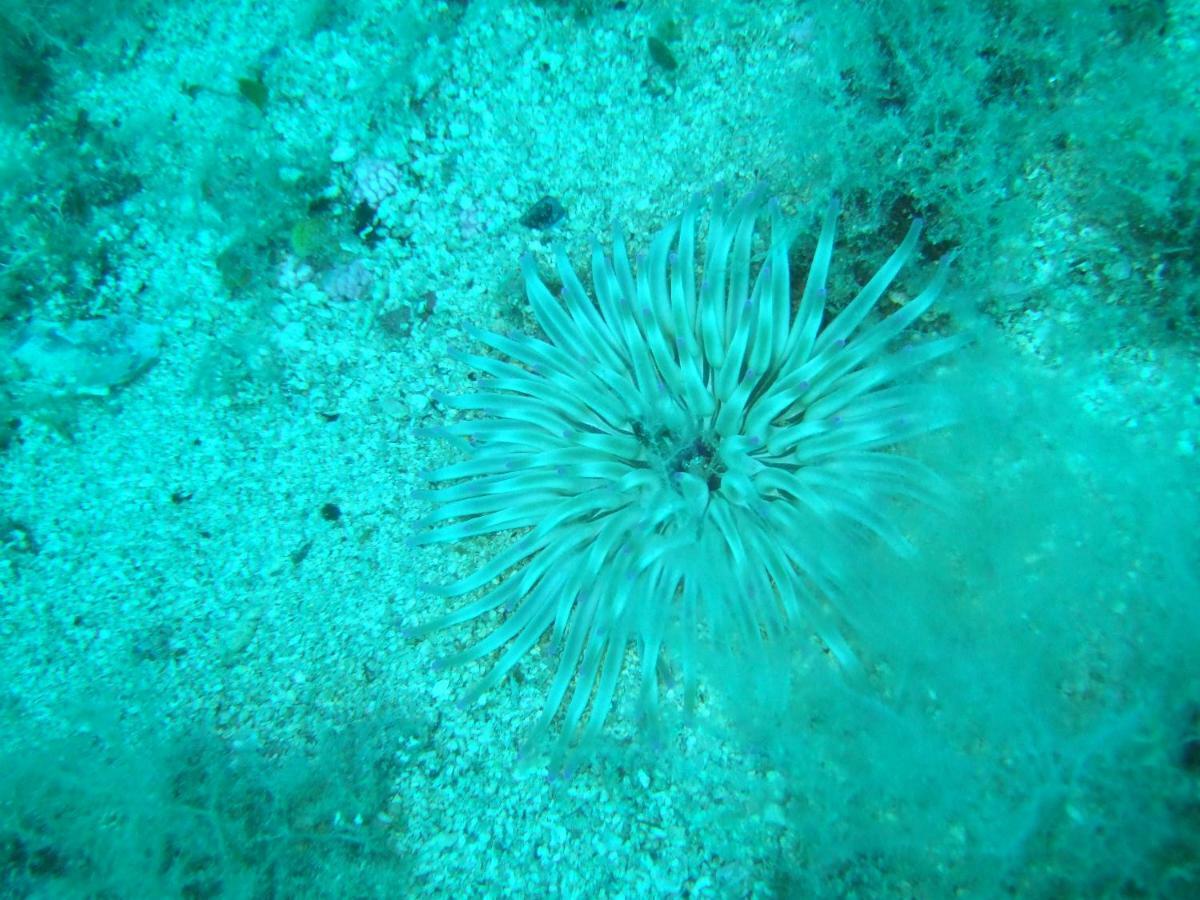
2 1 1197 896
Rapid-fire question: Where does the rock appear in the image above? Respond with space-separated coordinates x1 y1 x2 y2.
9 315 161 398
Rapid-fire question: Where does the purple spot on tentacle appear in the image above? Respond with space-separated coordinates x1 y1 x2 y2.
798 380 810 391
836 338 847 348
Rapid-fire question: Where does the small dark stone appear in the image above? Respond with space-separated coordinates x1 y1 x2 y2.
647 36 677 71
0 421 15 453
73 108 91 141
171 489 193 504
290 538 314 567
237 75 269 113
352 199 377 235
420 290 437 319
320 502 342 522
1180 704 1200 773
61 184 90 222
520 196 566 230
1181 738 1200 773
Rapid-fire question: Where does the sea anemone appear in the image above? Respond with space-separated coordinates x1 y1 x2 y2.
412 185 961 766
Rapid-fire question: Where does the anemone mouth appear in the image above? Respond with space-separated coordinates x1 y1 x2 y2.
412 185 961 768
632 421 721 485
